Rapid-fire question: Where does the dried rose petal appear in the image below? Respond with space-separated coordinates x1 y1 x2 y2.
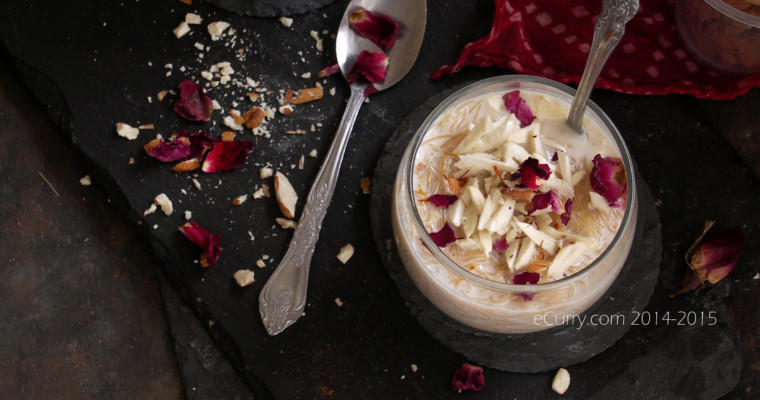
590 154 627 208
430 222 456 248
347 51 389 84
561 199 573 226
179 221 222 267
513 271 540 285
349 9 398 52
201 141 254 173
176 130 218 160
147 139 192 162
528 191 563 216
503 90 535 127
364 85 380 97
173 80 214 122
514 157 551 189
426 194 458 208
493 238 509 251
451 363 484 392
317 62 341 78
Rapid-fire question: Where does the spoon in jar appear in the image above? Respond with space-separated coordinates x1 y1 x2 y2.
566 0 639 134
259 0 427 336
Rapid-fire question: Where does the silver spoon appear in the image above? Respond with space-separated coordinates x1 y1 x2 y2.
566 0 639 134
259 0 427 336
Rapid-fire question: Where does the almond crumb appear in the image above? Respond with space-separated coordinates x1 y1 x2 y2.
256 259 266 268
232 195 247 206
138 124 155 130
154 193 173 215
552 368 570 394
221 131 236 142
275 218 297 229
334 298 344 307
279 105 294 115
116 122 139 140
233 269 255 287
285 129 306 135
274 172 298 218
259 167 274 179
172 159 200 172
79 175 92 186
243 106 266 129
337 244 354 264
360 177 371 194
246 92 260 102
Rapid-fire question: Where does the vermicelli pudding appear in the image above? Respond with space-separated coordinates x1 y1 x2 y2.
391 76 637 334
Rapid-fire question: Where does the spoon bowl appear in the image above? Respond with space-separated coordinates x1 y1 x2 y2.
336 0 426 90
259 0 427 336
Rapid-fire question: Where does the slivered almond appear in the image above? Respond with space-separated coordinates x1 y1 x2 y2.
290 87 324 104
360 177 371 194
172 159 200 172
246 92 260 102
274 171 298 219
445 176 461 195
528 260 551 272
502 188 533 202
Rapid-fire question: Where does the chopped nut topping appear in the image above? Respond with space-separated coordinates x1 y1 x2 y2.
290 87 324 104
337 244 355 264
360 177 371 194
233 269 255 287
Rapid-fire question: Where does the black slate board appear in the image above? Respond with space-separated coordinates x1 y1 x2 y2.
370 85 662 372
1 0 757 398
202 0 339 17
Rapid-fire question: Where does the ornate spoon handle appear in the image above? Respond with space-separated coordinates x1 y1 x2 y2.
567 0 639 133
258 83 367 336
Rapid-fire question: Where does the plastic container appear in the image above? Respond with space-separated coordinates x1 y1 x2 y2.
674 0 760 75
391 75 638 334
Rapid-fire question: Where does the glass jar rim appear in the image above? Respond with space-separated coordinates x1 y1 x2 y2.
405 75 637 293
707 0 760 28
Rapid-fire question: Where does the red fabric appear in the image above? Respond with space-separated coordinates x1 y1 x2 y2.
431 0 760 100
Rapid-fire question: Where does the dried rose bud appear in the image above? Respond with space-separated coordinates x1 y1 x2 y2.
201 141 254 173
347 50 389 85
430 222 456 248
590 154 627 208
425 194 458 208
451 363 484 392
349 8 398 52
671 221 744 296
179 221 222 267
173 80 214 121
514 157 551 189
503 90 535 127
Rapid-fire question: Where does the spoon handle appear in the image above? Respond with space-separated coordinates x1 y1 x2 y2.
567 0 639 133
259 83 367 336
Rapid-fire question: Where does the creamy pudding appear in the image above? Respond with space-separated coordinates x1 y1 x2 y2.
391 76 637 334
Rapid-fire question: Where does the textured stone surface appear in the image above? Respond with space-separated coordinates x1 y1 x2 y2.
203 0 339 17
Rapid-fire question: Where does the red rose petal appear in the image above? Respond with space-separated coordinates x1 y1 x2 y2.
173 80 214 122
347 50 389 84
561 199 573 226
503 90 535 127
148 139 192 162
176 130 219 160
513 271 540 285
201 141 254 173
430 222 457 248
179 221 222 267
515 157 551 189
426 194 458 208
590 154 627 208
317 62 341 78
349 9 398 52
451 363 484 392
528 191 563 216
493 238 509 251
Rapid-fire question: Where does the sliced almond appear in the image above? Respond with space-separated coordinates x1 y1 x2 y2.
290 87 324 105
243 106 266 129
337 244 354 264
221 130 236 142
274 171 298 218
246 92 260 102
172 159 200 172
233 269 255 287
143 138 161 153
501 188 533 202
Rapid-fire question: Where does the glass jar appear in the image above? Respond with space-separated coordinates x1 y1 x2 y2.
391 75 638 334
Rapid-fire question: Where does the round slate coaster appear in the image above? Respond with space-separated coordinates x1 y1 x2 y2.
202 0 339 17
369 85 663 373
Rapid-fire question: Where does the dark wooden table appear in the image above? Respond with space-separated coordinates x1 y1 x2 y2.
2 0 760 398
